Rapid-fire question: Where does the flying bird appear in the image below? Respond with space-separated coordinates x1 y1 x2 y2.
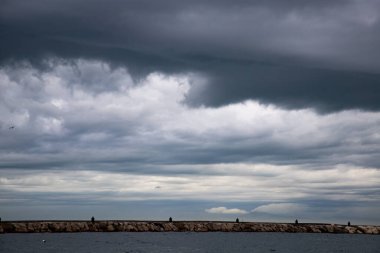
9 126 15 130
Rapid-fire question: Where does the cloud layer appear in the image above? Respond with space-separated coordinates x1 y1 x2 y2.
252 203 307 216
1 59 380 170
1 0 379 222
0 59 379 223
1 0 380 111
205 207 248 215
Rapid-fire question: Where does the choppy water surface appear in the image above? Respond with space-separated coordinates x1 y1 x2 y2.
0 232 379 253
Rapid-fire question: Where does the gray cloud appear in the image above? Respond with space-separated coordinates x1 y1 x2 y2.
1 2 380 223
0 60 379 217
1 167 379 223
1 0 380 111
1 60 380 173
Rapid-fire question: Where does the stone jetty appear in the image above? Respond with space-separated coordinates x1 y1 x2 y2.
0 221 379 234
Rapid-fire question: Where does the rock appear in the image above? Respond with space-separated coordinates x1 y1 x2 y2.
324 225 334 233
39 223 50 232
310 227 322 233
14 223 28 232
221 223 234 231
359 226 379 234
1 221 379 234
70 223 81 232
126 224 137 232
163 222 177 231
194 223 208 232
345 226 357 234
106 224 115 232
136 223 149 232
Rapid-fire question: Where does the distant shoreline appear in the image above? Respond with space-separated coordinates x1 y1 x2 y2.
1 221 379 234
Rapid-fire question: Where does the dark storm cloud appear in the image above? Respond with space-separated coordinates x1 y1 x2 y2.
1 0 380 111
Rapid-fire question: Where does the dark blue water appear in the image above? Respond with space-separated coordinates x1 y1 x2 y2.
0 232 379 253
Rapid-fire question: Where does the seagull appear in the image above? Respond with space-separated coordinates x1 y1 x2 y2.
9 126 15 130
42 239 46 243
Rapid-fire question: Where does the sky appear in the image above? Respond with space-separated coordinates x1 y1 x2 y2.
0 0 379 224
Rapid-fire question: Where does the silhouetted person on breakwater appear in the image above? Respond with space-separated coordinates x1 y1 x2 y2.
236 218 239 223
295 219 298 225
91 216 95 223
169 217 172 222
348 221 351 226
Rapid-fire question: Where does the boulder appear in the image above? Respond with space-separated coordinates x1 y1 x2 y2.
14 223 28 233
359 226 379 234
106 224 115 232
345 226 357 234
163 222 177 231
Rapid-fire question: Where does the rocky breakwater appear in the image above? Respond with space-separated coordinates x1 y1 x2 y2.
0 221 379 234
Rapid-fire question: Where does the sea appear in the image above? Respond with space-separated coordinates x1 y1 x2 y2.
0 232 379 253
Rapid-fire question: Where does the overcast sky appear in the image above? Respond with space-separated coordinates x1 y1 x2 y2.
0 0 379 224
